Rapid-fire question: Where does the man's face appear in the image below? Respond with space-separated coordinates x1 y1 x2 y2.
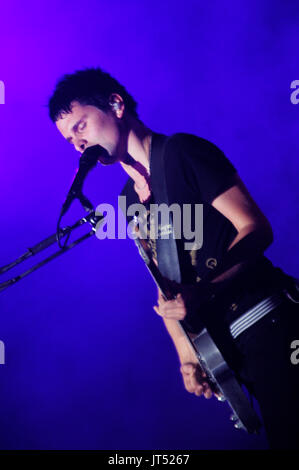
56 101 123 164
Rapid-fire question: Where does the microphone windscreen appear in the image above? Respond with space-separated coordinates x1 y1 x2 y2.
80 145 108 166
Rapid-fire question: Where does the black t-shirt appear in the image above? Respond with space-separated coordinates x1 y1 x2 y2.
162 132 238 284
121 132 284 331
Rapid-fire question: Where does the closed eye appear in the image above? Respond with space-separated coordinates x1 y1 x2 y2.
65 118 87 144
78 121 86 132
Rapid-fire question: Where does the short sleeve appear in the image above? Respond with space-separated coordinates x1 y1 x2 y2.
165 133 237 204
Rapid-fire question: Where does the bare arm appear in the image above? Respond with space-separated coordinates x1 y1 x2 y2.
160 314 197 363
209 174 273 284
154 291 213 399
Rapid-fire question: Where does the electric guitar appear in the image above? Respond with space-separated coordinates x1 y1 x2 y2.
133 226 262 434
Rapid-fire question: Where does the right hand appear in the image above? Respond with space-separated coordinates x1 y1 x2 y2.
180 362 213 399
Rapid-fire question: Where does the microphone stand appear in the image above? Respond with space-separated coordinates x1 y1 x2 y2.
1 145 106 293
0 209 104 293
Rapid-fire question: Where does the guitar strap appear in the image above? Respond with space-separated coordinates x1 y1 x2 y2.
149 132 242 371
119 132 182 284
149 133 182 284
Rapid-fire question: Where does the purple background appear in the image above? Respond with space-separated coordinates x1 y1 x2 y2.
0 0 298 450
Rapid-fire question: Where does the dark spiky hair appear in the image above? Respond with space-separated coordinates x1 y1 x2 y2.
48 67 139 122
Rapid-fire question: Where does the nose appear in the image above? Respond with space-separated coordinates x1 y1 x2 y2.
74 138 88 153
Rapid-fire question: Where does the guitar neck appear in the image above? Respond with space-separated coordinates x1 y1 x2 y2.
135 238 203 361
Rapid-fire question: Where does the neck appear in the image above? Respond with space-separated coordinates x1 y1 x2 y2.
119 115 152 186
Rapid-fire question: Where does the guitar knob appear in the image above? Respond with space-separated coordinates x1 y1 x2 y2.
230 414 238 421
234 420 243 429
216 394 226 402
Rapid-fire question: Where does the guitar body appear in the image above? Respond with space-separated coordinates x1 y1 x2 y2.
283 275 299 304
192 328 261 433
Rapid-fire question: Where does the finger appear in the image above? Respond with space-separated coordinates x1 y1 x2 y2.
182 364 203 394
181 364 197 393
174 294 184 305
189 365 210 397
195 374 213 398
165 296 185 308
190 373 204 396
164 310 186 320
153 306 163 317
182 363 213 398
154 304 185 320
180 363 196 375
162 305 186 319
200 380 213 399
158 294 183 307
184 374 198 394
203 387 213 399
157 291 166 306
156 304 183 319
196 374 213 399
194 386 204 396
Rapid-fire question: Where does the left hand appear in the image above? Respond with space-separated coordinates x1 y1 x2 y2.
153 279 211 320
154 289 187 320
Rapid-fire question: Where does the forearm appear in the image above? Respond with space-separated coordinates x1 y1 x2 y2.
162 317 198 364
205 223 273 290
162 317 213 399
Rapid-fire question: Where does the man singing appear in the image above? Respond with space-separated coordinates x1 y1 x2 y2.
48 67 299 449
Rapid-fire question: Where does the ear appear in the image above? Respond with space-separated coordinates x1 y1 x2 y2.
108 93 125 118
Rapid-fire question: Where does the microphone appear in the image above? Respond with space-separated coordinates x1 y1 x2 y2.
60 145 104 216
